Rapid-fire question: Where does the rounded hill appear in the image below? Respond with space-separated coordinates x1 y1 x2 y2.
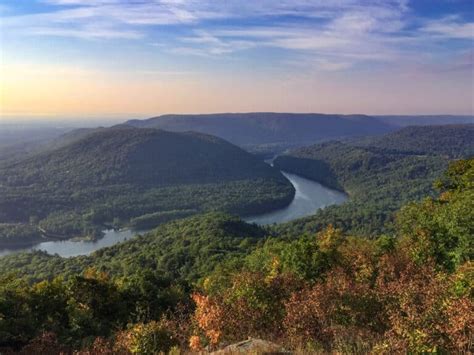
0 127 294 244
2 127 289 188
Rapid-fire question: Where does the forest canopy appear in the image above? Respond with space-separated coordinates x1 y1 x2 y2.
273 124 474 237
0 127 294 246
0 158 472 353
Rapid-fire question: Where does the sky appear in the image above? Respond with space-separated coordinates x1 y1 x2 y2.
0 0 473 120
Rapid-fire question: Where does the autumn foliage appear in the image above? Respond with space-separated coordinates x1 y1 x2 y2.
192 237 473 352
1 159 472 353
191 160 474 353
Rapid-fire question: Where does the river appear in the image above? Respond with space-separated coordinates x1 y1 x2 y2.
0 171 347 258
0 229 140 258
244 171 346 225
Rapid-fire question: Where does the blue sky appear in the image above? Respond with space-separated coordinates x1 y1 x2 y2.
0 0 473 118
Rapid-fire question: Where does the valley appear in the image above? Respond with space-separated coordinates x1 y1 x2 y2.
0 159 471 351
0 123 471 253
0 118 472 354
273 124 474 236
2 1 473 351
0 127 295 247
0 169 347 257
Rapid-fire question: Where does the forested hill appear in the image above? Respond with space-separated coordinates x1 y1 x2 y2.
125 112 393 146
0 213 267 283
0 127 287 188
375 115 474 127
0 127 294 245
273 124 474 236
352 124 474 157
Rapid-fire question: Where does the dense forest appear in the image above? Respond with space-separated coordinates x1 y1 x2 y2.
273 124 474 237
0 123 472 353
352 124 474 157
0 213 268 283
0 158 472 353
375 115 474 127
0 127 294 246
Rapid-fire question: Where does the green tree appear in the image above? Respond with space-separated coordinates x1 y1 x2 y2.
397 159 474 270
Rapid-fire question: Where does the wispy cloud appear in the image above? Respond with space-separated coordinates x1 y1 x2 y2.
2 1 218 40
177 30 256 55
0 1 411 35
173 4 409 67
1 0 473 72
421 15 474 39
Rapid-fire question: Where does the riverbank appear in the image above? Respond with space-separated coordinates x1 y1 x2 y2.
244 171 347 225
0 170 347 258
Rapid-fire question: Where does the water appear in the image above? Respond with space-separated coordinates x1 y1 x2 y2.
0 229 139 258
244 171 347 225
0 171 347 258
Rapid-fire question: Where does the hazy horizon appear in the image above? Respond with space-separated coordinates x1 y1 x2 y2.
1 112 474 126
1 0 473 119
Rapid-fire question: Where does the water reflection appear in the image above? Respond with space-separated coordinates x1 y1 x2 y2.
0 171 347 257
244 172 347 225
0 229 140 258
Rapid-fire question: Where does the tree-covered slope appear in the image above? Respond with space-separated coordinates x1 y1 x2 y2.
0 127 103 166
125 112 394 146
0 213 268 283
352 124 474 158
1 127 287 188
0 159 471 353
0 127 294 245
273 125 474 236
375 115 474 127
189 158 473 353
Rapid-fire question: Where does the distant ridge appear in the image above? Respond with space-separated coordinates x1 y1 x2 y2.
375 115 474 127
125 112 474 147
351 124 474 158
125 112 394 146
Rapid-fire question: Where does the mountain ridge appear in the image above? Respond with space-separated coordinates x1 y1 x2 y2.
125 112 394 146
125 113 474 148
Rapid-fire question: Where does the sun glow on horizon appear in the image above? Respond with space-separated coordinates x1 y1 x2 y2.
1 0 473 118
